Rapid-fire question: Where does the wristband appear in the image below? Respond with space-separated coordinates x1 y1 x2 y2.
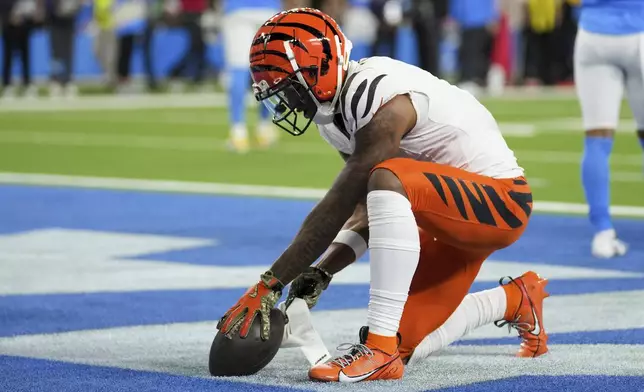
332 229 368 260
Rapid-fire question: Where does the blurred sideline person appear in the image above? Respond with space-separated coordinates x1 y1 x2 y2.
1 0 41 99
574 0 644 258
370 0 403 59
166 0 209 92
221 0 280 154
341 0 377 62
44 0 82 98
142 0 165 90
92 0 118 88
450 0 499 94
114 0 146 93
410 0 448 77
523 0 560 86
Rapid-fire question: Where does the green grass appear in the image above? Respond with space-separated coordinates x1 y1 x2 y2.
0 97 642 206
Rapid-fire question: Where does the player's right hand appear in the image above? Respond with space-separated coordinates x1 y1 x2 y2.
217 270 284 341
285 266 333 310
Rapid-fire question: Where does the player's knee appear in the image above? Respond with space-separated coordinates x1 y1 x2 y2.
585 128 615 138
368 168 408 198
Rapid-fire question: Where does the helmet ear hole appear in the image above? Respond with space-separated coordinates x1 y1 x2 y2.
320 58 330 76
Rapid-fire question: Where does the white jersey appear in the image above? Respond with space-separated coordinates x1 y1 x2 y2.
317 57 524 179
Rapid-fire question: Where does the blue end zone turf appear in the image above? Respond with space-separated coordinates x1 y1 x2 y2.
0 356 306 392
3 278 644 338
1 185 643 392
439 375 644 392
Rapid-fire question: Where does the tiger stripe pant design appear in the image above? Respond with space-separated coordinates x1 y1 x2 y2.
373 158 533 359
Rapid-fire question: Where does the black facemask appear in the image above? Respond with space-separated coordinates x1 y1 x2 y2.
254 69 319 136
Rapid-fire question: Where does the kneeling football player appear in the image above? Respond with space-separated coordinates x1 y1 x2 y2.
218 8 545 382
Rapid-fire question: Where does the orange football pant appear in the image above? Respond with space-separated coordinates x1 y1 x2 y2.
372 158 533 360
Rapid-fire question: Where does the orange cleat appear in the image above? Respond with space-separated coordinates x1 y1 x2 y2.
308 327 404 382
496 271 550 358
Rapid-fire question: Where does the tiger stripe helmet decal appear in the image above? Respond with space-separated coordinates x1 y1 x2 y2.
249 8 353 136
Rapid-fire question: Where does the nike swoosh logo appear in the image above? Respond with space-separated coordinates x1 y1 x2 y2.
338 368 378 383
531 306 541 335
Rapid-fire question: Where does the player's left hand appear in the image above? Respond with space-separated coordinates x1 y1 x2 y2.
217 270 284 341
285 266 333 310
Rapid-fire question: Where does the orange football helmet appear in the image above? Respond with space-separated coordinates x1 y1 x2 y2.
249 8 353 136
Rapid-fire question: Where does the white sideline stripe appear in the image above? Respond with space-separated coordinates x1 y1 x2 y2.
0 130 330 155
496 123 536 137
0 172 328 199
515 150 641 166
499 118 639 135
613 171 643 183
0 130 641 167
0 88 579 113
1 172 644 217
0 93 231 112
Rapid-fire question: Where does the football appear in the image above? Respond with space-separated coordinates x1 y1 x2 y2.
209 308 287 377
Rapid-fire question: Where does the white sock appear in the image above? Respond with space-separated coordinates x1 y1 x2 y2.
231 124 248 139
367 190 420 337
407 286 507 364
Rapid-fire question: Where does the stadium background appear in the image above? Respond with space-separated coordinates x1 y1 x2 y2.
1 1 643 392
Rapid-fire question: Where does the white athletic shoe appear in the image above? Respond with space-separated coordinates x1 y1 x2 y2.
256 122 278 149
49 82 63 98
64 84 78 99
1 85 17 101
23 85 39 99
591 229 628 259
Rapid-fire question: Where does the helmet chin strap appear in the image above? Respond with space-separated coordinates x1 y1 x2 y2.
283 35 353 126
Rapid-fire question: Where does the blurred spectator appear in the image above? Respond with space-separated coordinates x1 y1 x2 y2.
523 0 561 86
287 0 346 15
221 0 280 153
0 0 19 98
166 0 209 91
342 0 378 61
450 0 499 91
92 0 118 88
314 0 347 22
114 0 146 92
44 0 82 98
283 0 309 8
552 0 578 85
408 0 448 76
498 0 526 84
143 0 164 90
1 0 42 99
371 0 404 58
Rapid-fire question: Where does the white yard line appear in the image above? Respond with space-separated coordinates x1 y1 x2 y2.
0 88 579 114
0 130 330 155
0 93 231 112
0 130 640 168
612 171 643 183
499 118 638 135
1 172 643 217
0 92 638 137
514 150 642 166
496 123 537 137
0 172 328 199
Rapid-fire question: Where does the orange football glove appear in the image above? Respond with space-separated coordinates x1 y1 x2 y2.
217 270 284 341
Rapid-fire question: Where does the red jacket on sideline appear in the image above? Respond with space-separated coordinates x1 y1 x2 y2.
180 0 208 13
